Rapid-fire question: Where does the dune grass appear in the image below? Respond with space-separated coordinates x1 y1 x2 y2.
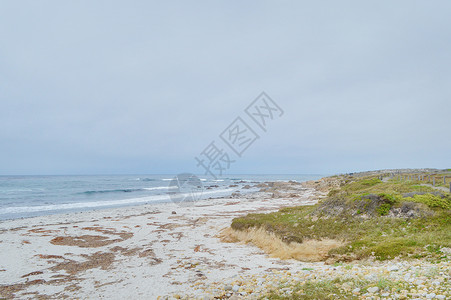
230 176 451 261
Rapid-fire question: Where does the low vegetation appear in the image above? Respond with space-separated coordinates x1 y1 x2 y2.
229 175 451 262
267 278 361 299
265 276 410 299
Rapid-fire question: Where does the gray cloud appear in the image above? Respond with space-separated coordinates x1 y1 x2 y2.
1 1 450 175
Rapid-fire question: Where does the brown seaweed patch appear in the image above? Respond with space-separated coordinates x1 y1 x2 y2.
50 235 122 248
8 226 27 232
138 248 155 257
138 248 162 265
37 254 65 260
81 226 114 233
224 201 240 206
118 232 133 240
122 210 161 219
50 252 115 275
94 279 123 288
110 246 141 256
21 271 44 278
0 279 47 299
81 227 133 240
28 228 59 235
168 232 184 241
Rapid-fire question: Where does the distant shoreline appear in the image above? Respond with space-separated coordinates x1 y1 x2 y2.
0 174 324 221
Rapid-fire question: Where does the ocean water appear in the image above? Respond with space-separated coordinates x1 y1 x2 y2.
0 174 323 220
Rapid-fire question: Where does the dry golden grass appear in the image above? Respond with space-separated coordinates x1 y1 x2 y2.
218 227 343 262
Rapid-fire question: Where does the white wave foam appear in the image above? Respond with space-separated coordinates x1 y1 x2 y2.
1 188 33 193
0 188 236 215
0 194 170 215
143 186 177 191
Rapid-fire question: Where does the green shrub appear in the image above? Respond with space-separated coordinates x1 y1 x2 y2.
404 194 451 209
361 178 382 186
377 203 392 216
378 193 401 204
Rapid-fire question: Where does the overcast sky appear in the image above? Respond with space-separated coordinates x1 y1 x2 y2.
1 1 450 175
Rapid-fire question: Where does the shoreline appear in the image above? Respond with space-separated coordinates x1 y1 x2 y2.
0 181 321 299
0 174 324 222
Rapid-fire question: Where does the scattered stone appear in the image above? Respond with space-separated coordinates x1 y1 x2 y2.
168 248 450 299
388 265 399 271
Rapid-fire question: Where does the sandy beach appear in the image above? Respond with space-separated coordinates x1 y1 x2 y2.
0 182 323 299
2 179 450 300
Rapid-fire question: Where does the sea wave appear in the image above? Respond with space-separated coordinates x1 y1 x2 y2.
0 188 236 215
139 178 157 182
81 185 177 195
81 188 144 195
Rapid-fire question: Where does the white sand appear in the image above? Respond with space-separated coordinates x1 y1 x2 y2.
0 184 323 299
